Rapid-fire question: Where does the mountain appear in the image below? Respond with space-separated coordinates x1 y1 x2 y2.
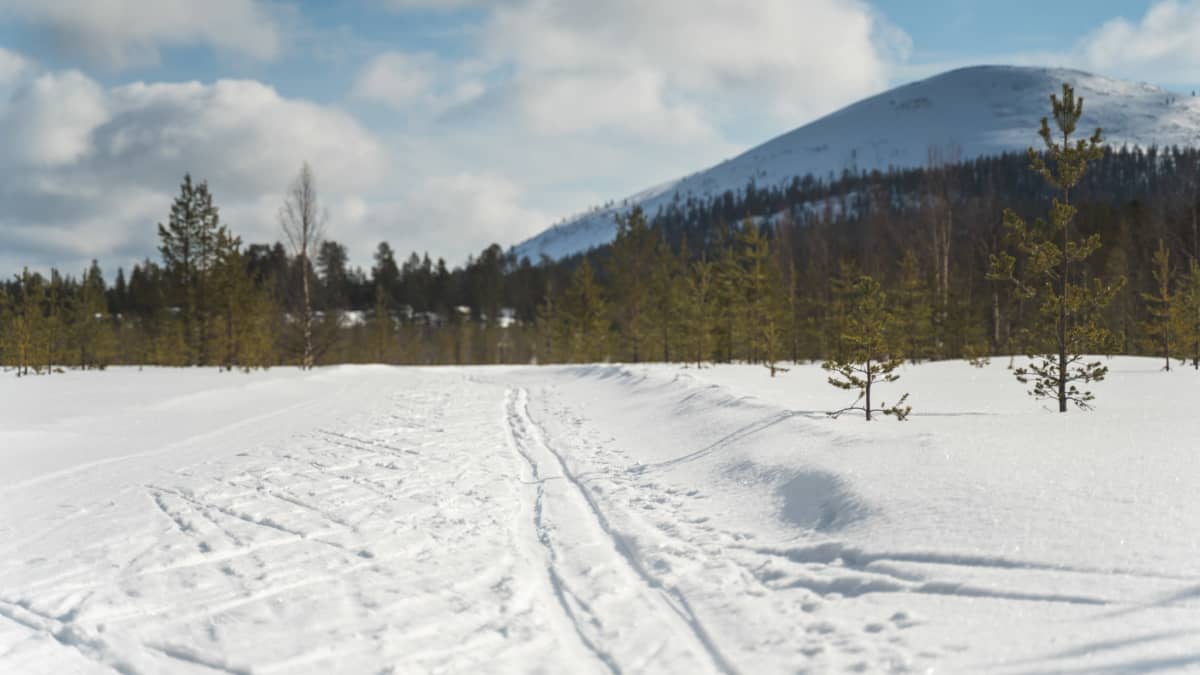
513 65 1200 262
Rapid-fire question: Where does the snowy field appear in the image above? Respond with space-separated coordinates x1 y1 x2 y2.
1 358 1198 674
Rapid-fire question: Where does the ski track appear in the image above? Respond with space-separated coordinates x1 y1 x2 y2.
504 386 734 675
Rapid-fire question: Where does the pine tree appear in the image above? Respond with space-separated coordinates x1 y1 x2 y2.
211 233 276 371
827 260 862 362
1174 259 1200 369
1140 239 1176 370
43 272 68 372
9 270 47 375
738 220 788 375
158 174 228 365
534 289 566 364
679 257 715 368
564 260 609 362
648 235 684 362
987 83 1124 411
369 283 396 363
73 261 116 369
894 250 934 363
823 274 911 421
608 207 656 362
711 222 743 363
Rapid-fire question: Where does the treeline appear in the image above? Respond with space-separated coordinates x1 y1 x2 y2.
5 131 1200 374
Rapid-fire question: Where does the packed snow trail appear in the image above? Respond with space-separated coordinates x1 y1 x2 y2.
3 361 1200 673
504 386 734 675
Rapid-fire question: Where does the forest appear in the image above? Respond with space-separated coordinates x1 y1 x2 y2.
4 104 1200 382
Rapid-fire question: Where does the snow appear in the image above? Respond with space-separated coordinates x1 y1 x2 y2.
514 65 1200 262
2 358 1199 673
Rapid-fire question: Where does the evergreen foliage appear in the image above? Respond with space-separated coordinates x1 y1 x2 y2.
608 207 655 362
987 84 1125 411
822 274 911 421
1140 240 1177 370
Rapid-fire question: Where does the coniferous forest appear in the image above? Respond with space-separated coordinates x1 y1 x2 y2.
6 109 1200 381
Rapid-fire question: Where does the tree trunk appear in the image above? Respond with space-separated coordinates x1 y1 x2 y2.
302 255 314 369
1058 178 1069 413
865 358 872 421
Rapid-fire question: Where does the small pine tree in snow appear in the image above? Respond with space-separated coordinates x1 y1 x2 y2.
823 274 911 421
987 83 1124 411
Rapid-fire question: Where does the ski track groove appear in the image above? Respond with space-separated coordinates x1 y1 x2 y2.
506 385 738 675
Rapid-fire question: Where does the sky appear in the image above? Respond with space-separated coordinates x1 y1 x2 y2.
1 0 1199 277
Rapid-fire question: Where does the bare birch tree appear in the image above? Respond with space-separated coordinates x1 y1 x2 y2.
279 163 327 369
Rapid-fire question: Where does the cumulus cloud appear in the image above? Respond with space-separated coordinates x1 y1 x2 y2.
353 51 486 114
0 64 386 274
1 70 108 167
480 0 909 136
355 52 437 108
0 46 29 86
1075 0 1200 84
349 173 549 264
0 0 280 68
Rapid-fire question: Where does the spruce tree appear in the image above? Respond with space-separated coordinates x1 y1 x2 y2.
1140 239 1176 371
987 84 1124 411
823 274 911 421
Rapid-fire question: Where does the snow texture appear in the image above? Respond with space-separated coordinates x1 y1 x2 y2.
2 359 1199 673
514 65 1200 262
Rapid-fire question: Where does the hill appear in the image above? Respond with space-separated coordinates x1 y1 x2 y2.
514 65 1200 261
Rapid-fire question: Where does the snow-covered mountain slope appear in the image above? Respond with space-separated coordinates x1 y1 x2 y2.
514 65 1200 261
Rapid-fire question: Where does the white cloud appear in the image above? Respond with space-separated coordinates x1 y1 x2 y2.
352 173 548 264
1075 0 1200 84
0 0 280 68
0 67 387 274
355 52 438 109
510 69 713 144
1 70 108 167
0 46 29 86
353 51 487 116
482 0 909 134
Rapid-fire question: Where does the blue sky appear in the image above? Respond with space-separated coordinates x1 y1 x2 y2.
0 0 1197 275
